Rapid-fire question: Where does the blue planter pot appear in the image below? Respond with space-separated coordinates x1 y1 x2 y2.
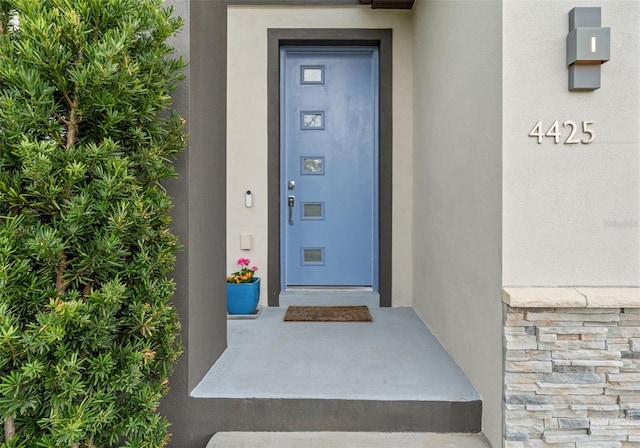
226 278 260 315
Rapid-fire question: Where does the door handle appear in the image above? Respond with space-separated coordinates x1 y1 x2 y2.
288 195 295 225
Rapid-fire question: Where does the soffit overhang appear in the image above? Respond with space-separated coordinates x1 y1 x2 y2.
360 0 415 9
227 0 415 9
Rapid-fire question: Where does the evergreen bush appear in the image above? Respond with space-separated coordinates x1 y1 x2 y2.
0 0 186 446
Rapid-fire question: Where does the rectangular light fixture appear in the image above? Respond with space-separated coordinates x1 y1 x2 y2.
566 7 610 91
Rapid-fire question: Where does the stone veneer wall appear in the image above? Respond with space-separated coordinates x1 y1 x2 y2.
503 288 640 448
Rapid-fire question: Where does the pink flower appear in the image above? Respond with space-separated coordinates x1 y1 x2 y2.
228 258 259 283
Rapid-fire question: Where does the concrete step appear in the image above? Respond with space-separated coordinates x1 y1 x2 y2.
192 307 481 433
206 432 492 448
200 397 481 433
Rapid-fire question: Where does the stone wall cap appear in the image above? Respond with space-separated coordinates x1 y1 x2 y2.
502 287 640 308
502 287 586 308
576 287 640 308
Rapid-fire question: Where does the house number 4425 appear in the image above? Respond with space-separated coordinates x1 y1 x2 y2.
529 120 595 144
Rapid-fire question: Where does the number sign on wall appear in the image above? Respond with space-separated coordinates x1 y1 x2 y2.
529 121 595 144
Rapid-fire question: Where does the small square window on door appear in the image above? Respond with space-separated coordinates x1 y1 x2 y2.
301 247 325 265
300 111 324 130
300 65 325 84
300 157 324 175
301 202 324 221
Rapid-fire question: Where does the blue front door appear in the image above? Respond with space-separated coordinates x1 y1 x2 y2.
280 47 379 288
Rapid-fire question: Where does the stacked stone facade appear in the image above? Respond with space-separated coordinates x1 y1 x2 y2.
504 305 640 448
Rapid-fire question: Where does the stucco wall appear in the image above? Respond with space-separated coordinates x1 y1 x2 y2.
411 1 503 446
503 0 640 287
161 2 231 447
226 6 413 306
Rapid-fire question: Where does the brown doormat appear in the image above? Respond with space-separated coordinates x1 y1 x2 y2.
284 305 373 322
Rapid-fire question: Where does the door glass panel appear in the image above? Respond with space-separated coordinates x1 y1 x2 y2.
302 248 324 265
301 65 325 84
301 111 324 130
301 157 324 175
302 202 324 220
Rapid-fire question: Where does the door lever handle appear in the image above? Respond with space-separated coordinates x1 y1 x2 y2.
288 195 295 225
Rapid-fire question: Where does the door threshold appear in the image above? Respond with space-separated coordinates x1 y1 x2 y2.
279 289 380 307
285 286 374 291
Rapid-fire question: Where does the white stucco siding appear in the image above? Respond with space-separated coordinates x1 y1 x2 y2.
503 0 640 287
226 6 414 305
412 1 503 446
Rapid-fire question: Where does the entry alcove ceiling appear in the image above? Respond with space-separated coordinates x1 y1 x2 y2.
228 0 415 9
361 0 415 8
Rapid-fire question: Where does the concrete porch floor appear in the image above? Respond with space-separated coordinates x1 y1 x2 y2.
191 304 479 402
190 290 483 435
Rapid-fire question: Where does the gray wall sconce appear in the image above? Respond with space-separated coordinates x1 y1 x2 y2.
567 7 610 91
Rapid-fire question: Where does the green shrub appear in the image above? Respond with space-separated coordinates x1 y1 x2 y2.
0 1 186 446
